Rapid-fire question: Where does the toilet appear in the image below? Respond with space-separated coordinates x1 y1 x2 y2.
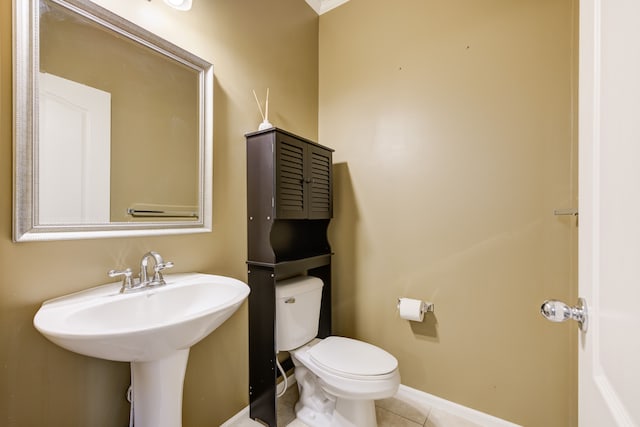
276 276 400 427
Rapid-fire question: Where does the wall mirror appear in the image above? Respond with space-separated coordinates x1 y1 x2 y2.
13 0 213 241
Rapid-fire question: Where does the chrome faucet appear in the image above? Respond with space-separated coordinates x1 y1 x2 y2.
109 251 174 293
139 251 174 287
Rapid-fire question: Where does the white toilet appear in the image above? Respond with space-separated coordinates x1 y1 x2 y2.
276 276 400 427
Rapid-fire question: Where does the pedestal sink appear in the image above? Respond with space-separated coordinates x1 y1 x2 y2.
33 273 249 427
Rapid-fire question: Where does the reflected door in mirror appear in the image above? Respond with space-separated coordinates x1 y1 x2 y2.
39 72 111 224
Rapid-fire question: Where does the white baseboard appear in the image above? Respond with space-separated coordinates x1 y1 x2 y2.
221 381 520 427
220 406 251 427
395 385 522 427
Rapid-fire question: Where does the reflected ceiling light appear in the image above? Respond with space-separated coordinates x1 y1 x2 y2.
163 0 192 11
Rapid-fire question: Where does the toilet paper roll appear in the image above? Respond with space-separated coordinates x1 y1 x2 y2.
398 298 425 322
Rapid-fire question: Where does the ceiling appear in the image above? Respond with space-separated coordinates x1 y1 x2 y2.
304 0 350 15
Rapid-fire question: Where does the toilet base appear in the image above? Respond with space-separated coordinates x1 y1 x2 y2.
333 398 377 427
294 364 378 427
296 396 377 427
294 365 335 427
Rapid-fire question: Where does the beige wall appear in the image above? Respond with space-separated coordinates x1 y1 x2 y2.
0 0 318 426
320 0 578 426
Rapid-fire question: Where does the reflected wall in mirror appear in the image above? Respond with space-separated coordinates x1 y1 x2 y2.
13 0 213 241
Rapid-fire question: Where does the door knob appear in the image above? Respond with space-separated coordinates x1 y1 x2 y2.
540 298 588 332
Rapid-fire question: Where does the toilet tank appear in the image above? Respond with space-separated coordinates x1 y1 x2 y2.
275 276 324 352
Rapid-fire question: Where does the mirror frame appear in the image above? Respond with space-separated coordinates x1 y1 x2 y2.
13 0 213 242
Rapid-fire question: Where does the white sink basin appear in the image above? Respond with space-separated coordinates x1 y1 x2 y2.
34 273 249 362
33 272 249 427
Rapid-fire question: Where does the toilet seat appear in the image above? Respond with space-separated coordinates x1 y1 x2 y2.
308 336 398 380
292 337 401 401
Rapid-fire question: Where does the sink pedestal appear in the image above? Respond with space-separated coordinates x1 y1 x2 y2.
131 349 190 427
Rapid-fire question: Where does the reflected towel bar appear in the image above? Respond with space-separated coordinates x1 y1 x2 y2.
127 208 198 218
553 208 578 216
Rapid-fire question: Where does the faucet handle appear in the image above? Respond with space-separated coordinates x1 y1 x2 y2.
108 268 135 293
152 261 174 284
155 261 174 272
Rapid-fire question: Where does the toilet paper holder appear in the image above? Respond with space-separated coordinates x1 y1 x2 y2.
396 298 434 314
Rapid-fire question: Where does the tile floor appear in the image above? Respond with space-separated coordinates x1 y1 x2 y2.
225 384 484 427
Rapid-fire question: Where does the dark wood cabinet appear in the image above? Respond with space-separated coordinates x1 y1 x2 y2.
248 128 332 222
246 128 333 427
247 128 333 264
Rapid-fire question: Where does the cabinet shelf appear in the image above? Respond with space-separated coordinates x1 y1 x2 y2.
247 253 332 278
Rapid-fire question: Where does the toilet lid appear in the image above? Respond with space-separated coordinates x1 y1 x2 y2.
308 336 398 377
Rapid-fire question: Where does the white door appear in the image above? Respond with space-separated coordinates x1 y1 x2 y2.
38 72 111 224
578 0 640 425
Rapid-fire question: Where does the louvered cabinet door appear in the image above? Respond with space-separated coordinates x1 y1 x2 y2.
306 144 332 219
275 134 307 219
